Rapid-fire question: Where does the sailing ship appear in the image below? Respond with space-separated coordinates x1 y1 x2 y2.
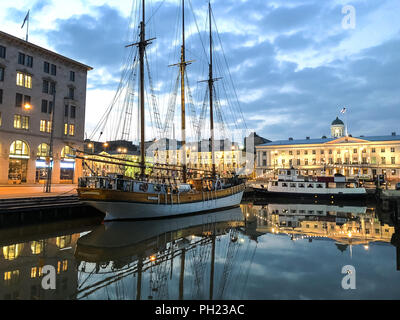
77 0 246 220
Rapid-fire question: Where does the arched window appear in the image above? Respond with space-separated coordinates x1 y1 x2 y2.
37 143 50 158
9 140 29 157
61 146 75 159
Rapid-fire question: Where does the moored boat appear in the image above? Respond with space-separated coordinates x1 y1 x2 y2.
252 168 367 200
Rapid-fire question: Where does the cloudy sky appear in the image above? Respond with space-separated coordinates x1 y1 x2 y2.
1 0 400 142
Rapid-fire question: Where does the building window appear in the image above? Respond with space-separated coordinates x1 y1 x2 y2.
320 150 324 155
44 61 50 73
381 148 385 153
304 159 309 165
312 150 316 155
24 95 31 106
50 82 55 94
297 159 300 166
48 101 53 114
14 115 29 130
392 157 396 165
70 106 76 118
43 80 49 93
18 52 25 65
297 150 300 155
68 87 75 99
51 64 57 76
40 120 46 132
391 147 395 153
70 71 75 82
41 100 48 113
15 93 23 108
64 123 68 135
372 148 376 153
381 157 386 164
353 149 357 153
40 120 51 133
289 151 293 156
69 125 75 136
0 67 4 81
0 89 2 104
304 150 308 155
0 45 6 59
26 55 33 68
64 105 69 117
0 112 2 126
16 72 32 89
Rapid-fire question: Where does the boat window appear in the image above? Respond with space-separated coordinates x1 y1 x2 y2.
290 210 297 214
299 210 306 214
317 211 324 215
290 183 296 188
282 209 289 214
273 182 278 187
317 184 323 188
308 184 314 188
287 171 291 176
299 184 305 188
282 183 288 187
308 210 314 214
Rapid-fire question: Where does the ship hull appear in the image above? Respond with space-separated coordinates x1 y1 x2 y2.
78 184 245 221
252 188 367 201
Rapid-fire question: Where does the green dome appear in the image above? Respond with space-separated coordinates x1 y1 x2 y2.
332 117 344 126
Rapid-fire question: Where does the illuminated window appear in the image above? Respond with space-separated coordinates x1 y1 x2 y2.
16 72 24 86
57 261 61 274
62 260 68 272
14 115 21 129
56 235 71 249
37 144 49 158
16 72 32 88
30 241 44 255
61 146 75 159
64 123 68 135
40 120 46 132
69 124 75 136
46 121 52 133
31 267 37 278
2 244 24 260
0 112 2 126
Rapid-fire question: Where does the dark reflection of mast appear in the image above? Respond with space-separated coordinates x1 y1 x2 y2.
179 249 186 300
209 234 216 300
136 256 143 300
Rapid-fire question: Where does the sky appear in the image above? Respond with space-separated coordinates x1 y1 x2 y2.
1 0 400 142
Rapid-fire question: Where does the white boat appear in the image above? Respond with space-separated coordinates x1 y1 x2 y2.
253 168 367 200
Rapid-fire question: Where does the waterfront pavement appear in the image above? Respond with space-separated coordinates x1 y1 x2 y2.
0 184 77 199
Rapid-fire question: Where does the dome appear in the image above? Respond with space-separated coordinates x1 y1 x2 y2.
332 117 344 126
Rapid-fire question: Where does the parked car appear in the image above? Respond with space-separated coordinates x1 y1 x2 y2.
396 182 400 190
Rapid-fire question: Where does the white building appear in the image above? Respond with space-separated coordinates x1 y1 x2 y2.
256 117 400 182
0 31 92 184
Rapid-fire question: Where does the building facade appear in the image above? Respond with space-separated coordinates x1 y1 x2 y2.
256 117 400 182
0 31 92 184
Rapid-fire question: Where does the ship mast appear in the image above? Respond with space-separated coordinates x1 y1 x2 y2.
181 0 187 183
139 0 146 178
208 1 216 179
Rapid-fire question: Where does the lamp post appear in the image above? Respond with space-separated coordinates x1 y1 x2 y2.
45 87 56 193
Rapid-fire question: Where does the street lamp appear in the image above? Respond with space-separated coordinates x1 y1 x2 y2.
23 103 32 110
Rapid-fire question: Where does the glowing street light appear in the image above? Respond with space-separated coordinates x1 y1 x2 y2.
24 103 32 110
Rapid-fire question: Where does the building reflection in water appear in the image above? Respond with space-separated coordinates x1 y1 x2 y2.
0 218 100 300
241 202 396 254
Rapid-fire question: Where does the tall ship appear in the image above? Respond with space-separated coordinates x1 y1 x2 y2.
77 0 246 220
252 167 367 200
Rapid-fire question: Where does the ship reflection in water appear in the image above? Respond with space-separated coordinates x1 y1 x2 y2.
0 200 400 300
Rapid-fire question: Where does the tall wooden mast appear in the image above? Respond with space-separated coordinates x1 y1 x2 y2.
139 0 146 178
180 0 187 183
208 1 216 178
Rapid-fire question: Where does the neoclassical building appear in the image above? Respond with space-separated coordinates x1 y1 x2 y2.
256 117 400 182
0 31 92 184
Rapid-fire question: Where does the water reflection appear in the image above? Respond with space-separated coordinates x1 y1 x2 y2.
0 200 399 300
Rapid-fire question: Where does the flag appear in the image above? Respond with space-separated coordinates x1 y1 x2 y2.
21 10 30 29
340 107 347 114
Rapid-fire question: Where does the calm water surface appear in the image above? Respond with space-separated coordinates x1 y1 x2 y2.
0 200 399 300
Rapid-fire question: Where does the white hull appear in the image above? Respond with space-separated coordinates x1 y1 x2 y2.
84 191 244 221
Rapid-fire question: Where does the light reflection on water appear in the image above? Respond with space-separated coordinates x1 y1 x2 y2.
0 200 399 300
